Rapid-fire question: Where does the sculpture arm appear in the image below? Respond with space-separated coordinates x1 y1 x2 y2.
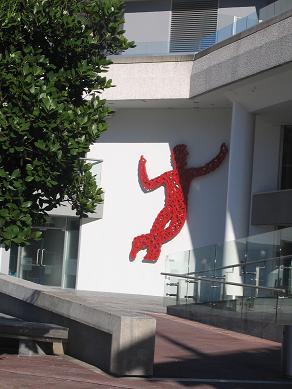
189 143 228 178
139 156 164 191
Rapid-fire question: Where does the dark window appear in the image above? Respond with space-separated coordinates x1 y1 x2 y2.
281 126 292 189
170 0 218 53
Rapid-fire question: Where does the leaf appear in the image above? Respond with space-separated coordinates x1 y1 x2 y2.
11 169 20 179
3 225 19 239
22 201 32 208
0 0 132 248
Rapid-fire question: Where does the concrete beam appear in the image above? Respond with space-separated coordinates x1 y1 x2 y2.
190 13 292 98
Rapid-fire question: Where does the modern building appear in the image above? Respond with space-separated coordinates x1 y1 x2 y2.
1 0 292 301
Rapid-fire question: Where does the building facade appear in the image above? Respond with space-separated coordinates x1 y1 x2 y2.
2 0 292 298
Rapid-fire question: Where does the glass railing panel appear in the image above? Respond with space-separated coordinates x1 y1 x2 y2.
219 238 247 299
123 41 170 57
241 290 278 326
246 13 259 29
279 227 292 295
164 250 190 306
276 257 292 295
193 245 217 303
244 228 292 294
277 295 292 324
236 16 249 34
246 229 280 262
275 0 292 15
244 230 279 298
163 227 292 322
193 244 216 274
121 39 217 57
82 158 103 188
185 250 198 304
259 1 276 21
197 33 217 52
259 0 292 22
216 24 234 43
117 1 292 58
212 243 226 301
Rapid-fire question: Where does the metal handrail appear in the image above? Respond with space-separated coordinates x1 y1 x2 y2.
161 272 286 293
186 254 292 276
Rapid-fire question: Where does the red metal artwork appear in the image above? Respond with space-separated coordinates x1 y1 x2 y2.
129 143 228 262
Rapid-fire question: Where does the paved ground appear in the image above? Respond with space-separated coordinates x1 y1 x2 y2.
0 313 291 388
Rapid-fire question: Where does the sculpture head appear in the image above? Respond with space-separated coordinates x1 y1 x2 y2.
172 144 188 170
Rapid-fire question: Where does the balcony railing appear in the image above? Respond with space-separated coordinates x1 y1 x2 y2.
49 158 103 219
117 0 292 58
162 226 292 325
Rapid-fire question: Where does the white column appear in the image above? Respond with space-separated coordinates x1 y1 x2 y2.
223 102 255 298
0 247 10 274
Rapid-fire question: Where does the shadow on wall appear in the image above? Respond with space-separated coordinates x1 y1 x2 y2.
113 333 156 376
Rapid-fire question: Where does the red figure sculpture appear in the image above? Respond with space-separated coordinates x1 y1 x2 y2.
130 143 228 262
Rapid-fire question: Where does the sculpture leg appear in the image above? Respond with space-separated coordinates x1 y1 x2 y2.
144 240 161 261
130 234 150 260
143 208 172 261
161 212 186 243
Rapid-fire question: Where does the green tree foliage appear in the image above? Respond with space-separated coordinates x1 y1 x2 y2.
0 0 133 249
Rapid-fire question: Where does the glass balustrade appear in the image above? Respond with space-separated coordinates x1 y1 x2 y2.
163 227 292 325
80 158 103 188
116 0 292 58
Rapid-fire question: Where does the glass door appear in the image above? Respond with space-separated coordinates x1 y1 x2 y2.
18 238 44 284
11 216 80 288
18 227 65 287
41 228 65 286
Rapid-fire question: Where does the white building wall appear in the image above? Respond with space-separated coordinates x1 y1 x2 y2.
77 108 230 296
0 247 10 274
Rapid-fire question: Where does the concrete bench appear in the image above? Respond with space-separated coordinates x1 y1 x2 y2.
0 275 156 376
0 313 68 356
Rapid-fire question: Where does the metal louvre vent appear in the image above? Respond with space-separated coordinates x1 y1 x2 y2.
170 0 218 53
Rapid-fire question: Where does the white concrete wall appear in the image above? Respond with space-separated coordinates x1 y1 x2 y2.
249 116 281 235
77 108 230 296
0 247 3 273
0 247 10 274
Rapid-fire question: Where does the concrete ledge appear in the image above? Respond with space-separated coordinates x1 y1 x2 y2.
194 8 292 61
102 60 193 101
109 54 194 64
190 14 292 98
0 274 156 376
